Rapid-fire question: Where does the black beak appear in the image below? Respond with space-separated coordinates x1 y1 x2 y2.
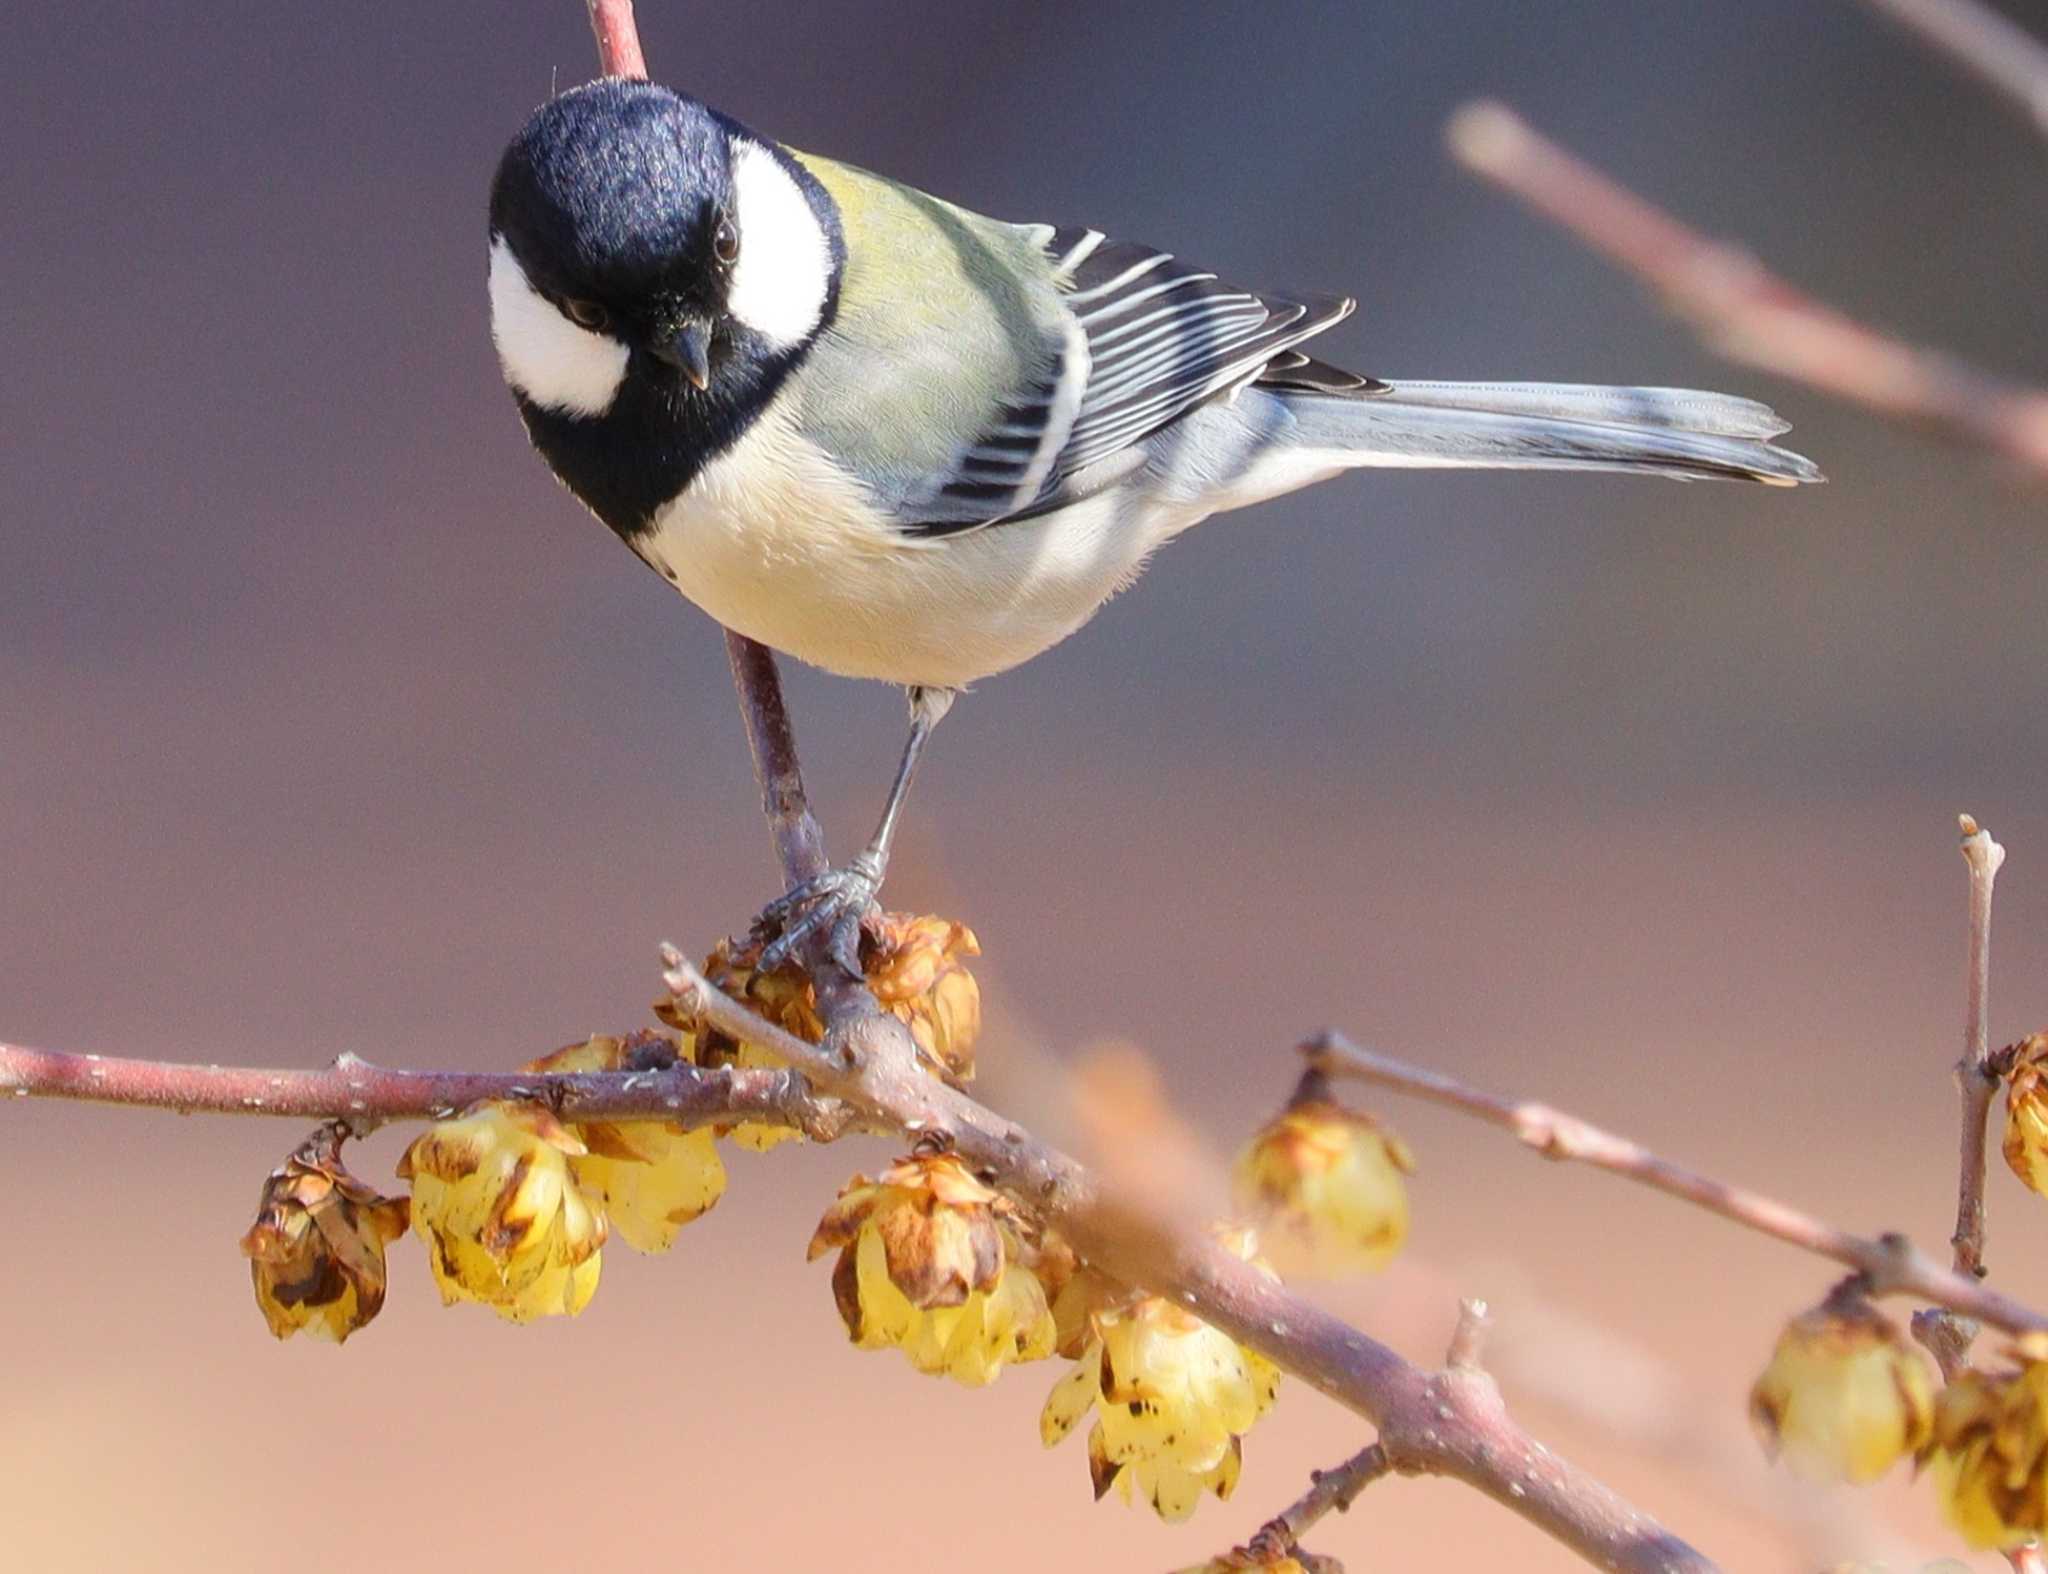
650 321 712 390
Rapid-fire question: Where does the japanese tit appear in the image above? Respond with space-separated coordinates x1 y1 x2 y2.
488 79 1819 963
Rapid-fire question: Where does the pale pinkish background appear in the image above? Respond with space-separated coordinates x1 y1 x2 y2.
3 2 2045 1569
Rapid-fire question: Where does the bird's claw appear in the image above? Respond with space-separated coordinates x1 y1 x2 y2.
753 854 884 976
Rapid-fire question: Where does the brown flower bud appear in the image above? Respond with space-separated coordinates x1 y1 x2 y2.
863 913 982 1085
239 1128 408 1344
1926 1332 2048 1549
1748 1294 1933 1484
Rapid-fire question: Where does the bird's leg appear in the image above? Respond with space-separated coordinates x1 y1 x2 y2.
754 685 956 976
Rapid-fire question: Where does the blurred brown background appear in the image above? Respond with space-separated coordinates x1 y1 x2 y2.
3 2 2044 1569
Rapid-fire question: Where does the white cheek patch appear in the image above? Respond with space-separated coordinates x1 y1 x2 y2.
726 140 831 350
487 237 630 418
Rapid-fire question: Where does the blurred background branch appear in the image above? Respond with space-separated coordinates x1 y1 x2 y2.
1446 98 2048 478
1857 0 2048 137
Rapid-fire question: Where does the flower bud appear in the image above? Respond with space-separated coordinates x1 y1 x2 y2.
1042 1233 1282 1522
1925 1333 2048 1549
864 913 982 1085
1747 1296 1933 1484
662 936 825 1153
397 1102 606 1322
2002 1033 2048 1197
808 1152 1055 1386
524 1032 726 1253
239 1130 408 1344
671 915 984 1149
1232 1097 1411 1275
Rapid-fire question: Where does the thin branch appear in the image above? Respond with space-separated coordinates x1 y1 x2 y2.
725 631 832 892
1920 813 2010 1374
0 1039 855 1139
1444 100 2048 478
584 0 647 79
1953 811 2008 1277
1307 1030 2048 1338
1856 0 2048 138
1243 1442 1393 1564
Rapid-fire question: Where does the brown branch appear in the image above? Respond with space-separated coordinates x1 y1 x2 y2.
1226 1308 1486 1569
584 0 647 79
0 1039 855 1139
726 631 831 891
1242 1442 1393 1565
667 958 1717 1573
1444 100 2048 478
1856 0 2048 138
1919 813 2009 1375
1308 1030 2048 1338
1953 812 2008 1278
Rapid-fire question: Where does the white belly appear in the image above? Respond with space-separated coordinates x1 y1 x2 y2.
633 406 1187 689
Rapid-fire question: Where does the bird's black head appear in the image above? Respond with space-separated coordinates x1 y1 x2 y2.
488 79 843 536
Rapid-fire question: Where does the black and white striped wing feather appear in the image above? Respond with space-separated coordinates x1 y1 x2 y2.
912 226 1359 535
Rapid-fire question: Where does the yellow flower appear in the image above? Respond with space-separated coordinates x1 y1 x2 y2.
1747 1297 1933 1484
397 1102 606 1322
670 915 984 1149
1042 1242 1283 1522
864 912 982 1085
2003 1034 2048 1197
524 1033 726 1253
239 1132 408 1344
1925 1334 2048 1549
1233 1097 1412 1275
808 1152 1055 1385
663 935 824 1152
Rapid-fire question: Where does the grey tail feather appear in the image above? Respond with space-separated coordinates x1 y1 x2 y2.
1277 378 1824 486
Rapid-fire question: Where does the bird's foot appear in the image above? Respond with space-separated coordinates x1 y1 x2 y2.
752 852 884 977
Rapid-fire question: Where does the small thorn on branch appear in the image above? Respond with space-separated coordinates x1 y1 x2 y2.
1446 1298 1492 1372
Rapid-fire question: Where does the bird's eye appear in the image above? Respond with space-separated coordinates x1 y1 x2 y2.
712 215 740 266
562 298 609 331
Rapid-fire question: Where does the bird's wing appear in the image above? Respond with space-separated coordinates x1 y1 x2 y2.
787 158 1359 537
910 226 1359 536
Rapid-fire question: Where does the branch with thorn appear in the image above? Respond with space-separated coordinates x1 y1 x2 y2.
1304 1026 2048 1340
1916 813 2009 1377
1444 100 2048 478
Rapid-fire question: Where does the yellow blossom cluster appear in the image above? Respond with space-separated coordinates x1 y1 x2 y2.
239 1136 408 1343
1042 1235 1284 1522
808 1152 1056 1386
1232 1097 1411 1275
1748 1297 1934 1484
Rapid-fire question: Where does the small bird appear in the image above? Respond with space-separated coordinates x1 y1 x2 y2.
489 79 1820 968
